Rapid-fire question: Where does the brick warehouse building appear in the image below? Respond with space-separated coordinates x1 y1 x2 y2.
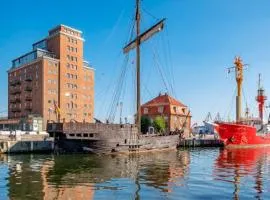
7 25 94 129
141 93 191 137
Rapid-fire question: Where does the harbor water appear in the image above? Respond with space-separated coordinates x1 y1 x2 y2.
0 148 270 200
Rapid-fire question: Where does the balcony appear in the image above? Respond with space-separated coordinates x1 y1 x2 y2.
10 99 16 103
10 88 21 95
24 85 32 92
25 95 32 101
10 81 16 87
25 104 32 111
15 97 21 103
25 76 33 82
11 107 21 112
10 79 21 86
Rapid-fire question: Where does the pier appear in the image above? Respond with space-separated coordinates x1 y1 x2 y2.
0 133 54 153
178 138 223 148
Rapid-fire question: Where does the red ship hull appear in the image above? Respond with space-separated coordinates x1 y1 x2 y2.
214 122 270 147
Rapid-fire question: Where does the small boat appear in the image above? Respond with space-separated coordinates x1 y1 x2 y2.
213 57 270 148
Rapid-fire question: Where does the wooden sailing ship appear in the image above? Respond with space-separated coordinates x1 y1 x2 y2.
47 0 182 153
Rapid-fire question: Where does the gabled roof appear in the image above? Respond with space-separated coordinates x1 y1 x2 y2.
142 93 187 107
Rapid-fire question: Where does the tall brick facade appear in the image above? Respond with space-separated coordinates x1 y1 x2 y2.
8 25 94 128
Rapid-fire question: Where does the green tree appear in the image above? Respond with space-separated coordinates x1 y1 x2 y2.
153 116 166 133
141 116 152 134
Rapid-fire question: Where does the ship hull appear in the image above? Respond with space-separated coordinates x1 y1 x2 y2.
55 134 180 154
214 122 270 148
47 122 180 154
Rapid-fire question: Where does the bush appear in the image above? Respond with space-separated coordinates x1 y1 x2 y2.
141 116 152 134
153 116 166 133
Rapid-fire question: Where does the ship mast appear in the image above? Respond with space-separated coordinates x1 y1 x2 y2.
136 0 141 133
228 57 245 122
235 57 243 122
256 74 267 123
123 0 165 133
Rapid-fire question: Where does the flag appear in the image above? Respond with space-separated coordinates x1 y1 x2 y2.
53 100 61 114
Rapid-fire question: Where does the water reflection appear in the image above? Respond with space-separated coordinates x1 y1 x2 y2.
214 147 270 200
2 148 269 199
1 150 190 200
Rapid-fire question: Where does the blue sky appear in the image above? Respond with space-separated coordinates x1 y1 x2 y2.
1 0 270 124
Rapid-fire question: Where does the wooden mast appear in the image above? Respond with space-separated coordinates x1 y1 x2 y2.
136 0 141 133
123 0 165 133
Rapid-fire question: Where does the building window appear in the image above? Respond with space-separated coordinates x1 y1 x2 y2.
158 106 164 113
182 108 186 114
144 108 148 114
48 79 56 84
48 89 57 95
173 106 177 113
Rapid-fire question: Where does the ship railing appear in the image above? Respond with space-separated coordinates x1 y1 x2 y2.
47 121 137 134
62 122 137 134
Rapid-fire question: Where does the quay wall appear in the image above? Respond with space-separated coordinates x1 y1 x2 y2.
0 136 54 153
179 138 223 147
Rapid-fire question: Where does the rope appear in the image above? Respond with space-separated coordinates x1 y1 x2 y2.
107 55 130 122
141 6 159 21
150 40 170 93
96 13 136 121
164 27 177 98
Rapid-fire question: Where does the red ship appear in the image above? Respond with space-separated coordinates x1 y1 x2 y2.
213 57 270 147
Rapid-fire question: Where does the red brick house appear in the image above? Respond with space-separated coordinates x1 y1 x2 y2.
141 93 191 137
